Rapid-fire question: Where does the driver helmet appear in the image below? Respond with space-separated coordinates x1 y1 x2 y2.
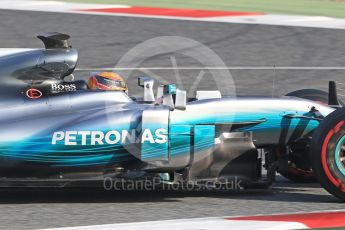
88 72 128 94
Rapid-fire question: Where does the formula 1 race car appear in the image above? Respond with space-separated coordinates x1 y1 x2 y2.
0 33 345 201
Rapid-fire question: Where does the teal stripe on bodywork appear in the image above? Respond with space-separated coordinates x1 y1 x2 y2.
194 125 215 153
170 125 192 157
168 110 320 158
141 128 168 161
0 127 137 166
171 111 320 135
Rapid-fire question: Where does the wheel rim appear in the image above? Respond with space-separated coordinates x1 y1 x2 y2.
335 135 345 176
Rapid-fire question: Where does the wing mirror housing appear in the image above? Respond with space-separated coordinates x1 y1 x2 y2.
161 84 176 110
163 84 177 95
161 84 186 111
138 76 155 102
175 88 186 110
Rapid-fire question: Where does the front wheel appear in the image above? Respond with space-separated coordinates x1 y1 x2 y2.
311 107 345 201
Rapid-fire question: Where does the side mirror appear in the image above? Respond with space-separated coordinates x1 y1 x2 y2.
160 84 176 110
175 89 186 110
161 85 186 111
138 76 155 102
156 85 164 99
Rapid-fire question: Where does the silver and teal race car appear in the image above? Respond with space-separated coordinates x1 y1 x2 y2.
0 33 345 201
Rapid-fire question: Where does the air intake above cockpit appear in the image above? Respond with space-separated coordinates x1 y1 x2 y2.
37 32 71 49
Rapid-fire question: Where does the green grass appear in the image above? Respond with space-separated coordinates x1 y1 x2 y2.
58 0 345 18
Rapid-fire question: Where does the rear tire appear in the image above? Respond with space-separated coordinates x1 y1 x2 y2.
311 107 345 201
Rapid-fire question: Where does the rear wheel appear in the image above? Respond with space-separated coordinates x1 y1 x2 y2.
280 89 331 182
311 107 345 201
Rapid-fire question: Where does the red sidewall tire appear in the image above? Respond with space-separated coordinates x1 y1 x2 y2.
311 107 345 201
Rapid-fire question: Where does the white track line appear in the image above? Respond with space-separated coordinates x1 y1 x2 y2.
40 210 345 230
76 67 345 71
203 14 345 29
0 0 129 11
41 217 307 230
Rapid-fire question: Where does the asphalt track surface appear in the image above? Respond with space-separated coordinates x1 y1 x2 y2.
0 9 345 229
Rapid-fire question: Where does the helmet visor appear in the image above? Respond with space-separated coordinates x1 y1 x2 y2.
95 75 126 89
